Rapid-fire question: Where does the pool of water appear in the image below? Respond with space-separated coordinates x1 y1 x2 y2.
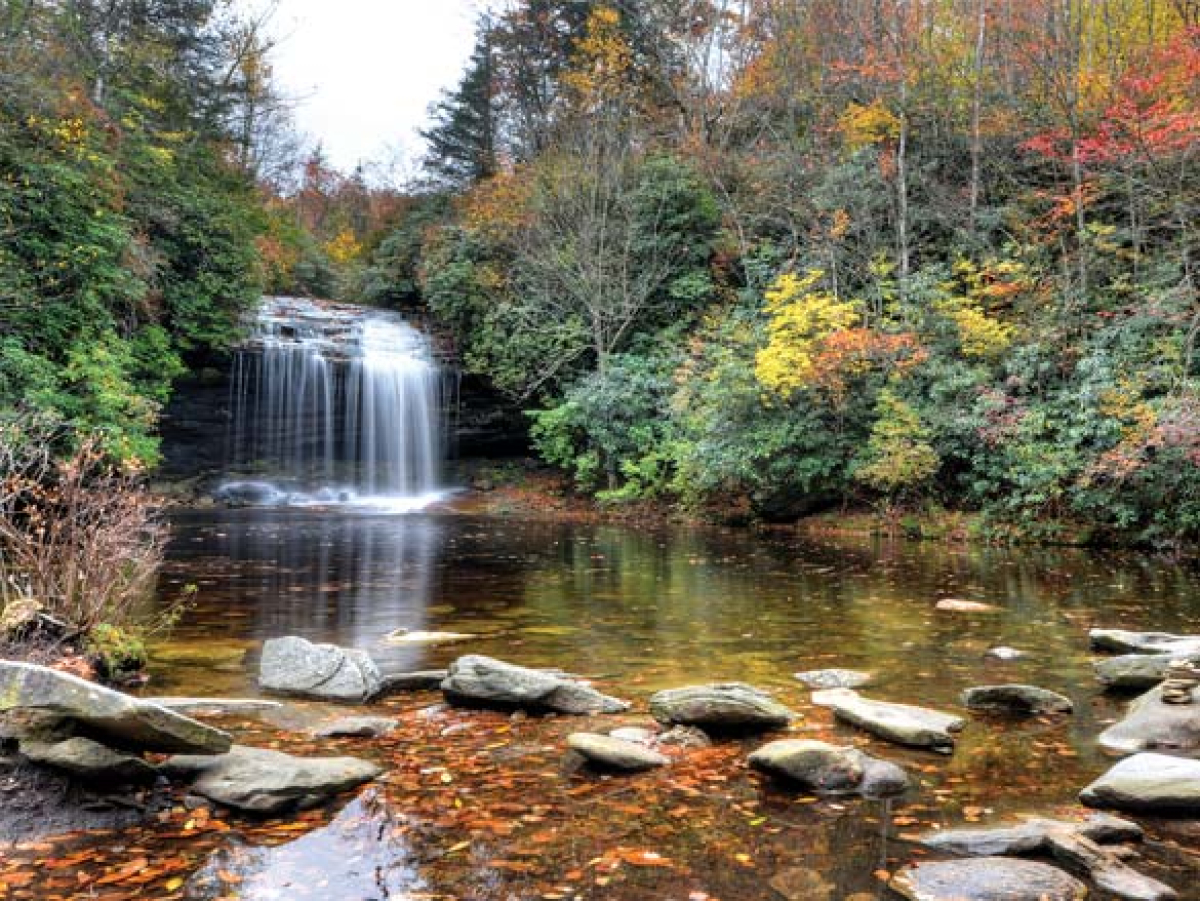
9 506 1200 899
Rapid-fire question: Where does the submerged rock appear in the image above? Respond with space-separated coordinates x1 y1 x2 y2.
441 655 628 715
1080 752 1200 812
794 669 873 689
314 716 399 739
1090 629 1200 656
185 789 422 900
811 688 964 753
163 745 382 814
258 636 383 703
567 733 669 771
918 813 1143 856
21 736 157 785
0 660 231 755
890 858 1087 901
962 684 1074 715
748 739 908 797
649 684 794 732
1097 684 1200 755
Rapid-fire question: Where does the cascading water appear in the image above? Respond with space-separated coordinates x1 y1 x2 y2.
223 297 445 507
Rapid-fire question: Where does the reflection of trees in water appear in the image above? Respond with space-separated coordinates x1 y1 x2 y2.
214 511 442 668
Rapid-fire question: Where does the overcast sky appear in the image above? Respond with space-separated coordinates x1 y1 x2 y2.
256 1 486 174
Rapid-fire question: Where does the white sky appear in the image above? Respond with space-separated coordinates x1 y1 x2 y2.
257 0 486 174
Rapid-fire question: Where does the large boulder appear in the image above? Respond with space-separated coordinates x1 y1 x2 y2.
748 739 908 797
259 637 383 703
185 789 423 900
811 688 964 753
649 684 794 732
890 859 1087 901
567 733 669 771
1080 752 1200 812
20 736 157 785
441 655 628 715
1095 655 1181 691
1097 685 1200 755
1090 629 1200 656
961 684 1074 715
0 660 231 754
163 745 382 814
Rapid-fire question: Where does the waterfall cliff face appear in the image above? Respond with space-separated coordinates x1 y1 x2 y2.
223 298 443 505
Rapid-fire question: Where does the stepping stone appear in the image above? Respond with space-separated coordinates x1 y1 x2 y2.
442 655 628 715
649 683 794 732
567 733 668 771
748 739 908 797
890 858 1086 901
1081 752 1200 812
794 669 873 689
811 688 963 753
962 684 1073 714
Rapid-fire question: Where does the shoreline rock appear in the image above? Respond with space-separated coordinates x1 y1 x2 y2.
259 637 383 703
891 858 1086 901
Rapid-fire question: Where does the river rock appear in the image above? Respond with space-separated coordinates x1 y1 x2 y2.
811 688 964 753
259 636 383 703
314 716 400 738
748 739 908 797
985 646 1026 660
935 599 1000 613
384 629 475 646
184 789 422 900
441 655 628 715
918 814 1143 856
163 745 382 814
962 684 1074 714
213 481 286 507
1090 629 1200 656
1095 655 1189 691
0 660 231 754
567 733 669 771
1045 830 1177 901
890 858 1087 901
1081 752 1200 812
649 683 794 732
1097 684 1200 755
379 670 448 693
655 725 712 749
21 736 157 785
794 669 873 689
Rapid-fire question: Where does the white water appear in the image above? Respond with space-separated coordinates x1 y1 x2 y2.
224 298 445 506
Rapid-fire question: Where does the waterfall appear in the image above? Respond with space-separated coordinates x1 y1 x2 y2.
224 297 444 505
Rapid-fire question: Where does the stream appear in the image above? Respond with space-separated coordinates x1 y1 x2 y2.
5 504 1200 899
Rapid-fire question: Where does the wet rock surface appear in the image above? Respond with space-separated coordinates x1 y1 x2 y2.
890 858 1087 901
917 813 1143 856
162 745 382 814
649 683 794 732
1096 655 1181 691
567 733 669 771
748 739 908 797
961 684 1074 714
258 636 383 703
20 736 157 785
1090 630 1200 656
442 655 628 714
811 688 964 753
1081 752 1200 812
0 661 231 754
1097 685 1200 755
794 669 873 689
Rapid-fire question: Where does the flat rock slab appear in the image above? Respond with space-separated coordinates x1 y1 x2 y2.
962 684 1074 715
748 739 908 797
21 736 157 785
442 655 628 715
163 745 382 814
1095 655 1182 691
1098 685 1200 755
1081 752 1200 812
890 858 1087 901
314 716 400 739
649 683 794 732
919 814 1143 856
259 636 383 703
811 688 963 753
567 733 669 771
794 669 873 689
1090 630 1200 656
185 789 423 900
0 660 231 755
1046 830 1177 901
